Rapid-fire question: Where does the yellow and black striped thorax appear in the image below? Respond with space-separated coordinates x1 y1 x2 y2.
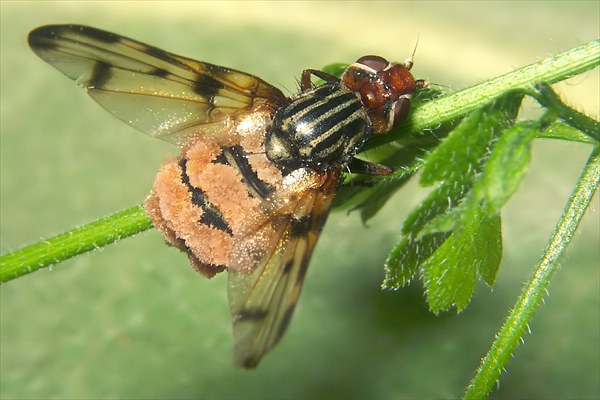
265 82 371 171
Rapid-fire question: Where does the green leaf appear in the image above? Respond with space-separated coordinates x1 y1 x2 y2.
342 118 448 223
480 121 538 214
352 144 432 223
419 206 463 236
383 92 522 303
422 209 502 313
355 174 414 223
539 120 599 144
383 233 450 289
386 81 600 314
475 212 504 286
421 92 523 186
321 62 348 78
403 182 466 237
406 92 523 238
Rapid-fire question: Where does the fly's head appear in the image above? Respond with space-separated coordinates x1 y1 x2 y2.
341 55 424 134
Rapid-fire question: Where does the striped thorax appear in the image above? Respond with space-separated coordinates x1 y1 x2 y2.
266 83 370 170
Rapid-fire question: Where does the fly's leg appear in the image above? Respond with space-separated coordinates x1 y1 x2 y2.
300 69 340 91
347 158 393 176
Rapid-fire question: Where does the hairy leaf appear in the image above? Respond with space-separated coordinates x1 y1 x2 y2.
423 209 502 313
383 92 524 312
480 122 538 214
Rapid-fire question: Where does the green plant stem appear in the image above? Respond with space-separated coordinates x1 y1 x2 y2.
0 205 153 283
366 39 599 150
0 40 598 283
463 146 600 399
534 82 600 142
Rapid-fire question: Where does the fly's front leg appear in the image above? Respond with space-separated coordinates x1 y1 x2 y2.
300 69 340 91
347 157 393 176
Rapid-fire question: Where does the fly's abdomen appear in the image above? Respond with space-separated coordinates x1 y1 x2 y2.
265 83 371 170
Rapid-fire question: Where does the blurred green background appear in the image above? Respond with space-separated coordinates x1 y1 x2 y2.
1 2 598 399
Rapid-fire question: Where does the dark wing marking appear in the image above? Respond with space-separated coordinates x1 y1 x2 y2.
228 167 340 368
28 24 285 145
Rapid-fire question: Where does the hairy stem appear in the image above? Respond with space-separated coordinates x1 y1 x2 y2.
0 205 152 282
463 146 600 399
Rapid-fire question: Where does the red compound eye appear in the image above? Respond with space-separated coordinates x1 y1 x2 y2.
356 55 390 72
392 97 411 128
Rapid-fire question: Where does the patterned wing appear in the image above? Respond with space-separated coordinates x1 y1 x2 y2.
228 167 341 369
28 24 285 145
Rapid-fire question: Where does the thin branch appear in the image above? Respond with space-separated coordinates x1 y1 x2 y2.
0 205 152 282
463 146 600 399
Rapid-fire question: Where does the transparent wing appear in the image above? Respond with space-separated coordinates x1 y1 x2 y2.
228 168 341 369
28 24 285 145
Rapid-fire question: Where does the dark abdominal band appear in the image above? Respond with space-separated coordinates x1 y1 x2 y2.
215 145 275 199
178 158 233 235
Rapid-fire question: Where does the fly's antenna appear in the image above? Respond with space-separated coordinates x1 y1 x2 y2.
404 34 419 70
